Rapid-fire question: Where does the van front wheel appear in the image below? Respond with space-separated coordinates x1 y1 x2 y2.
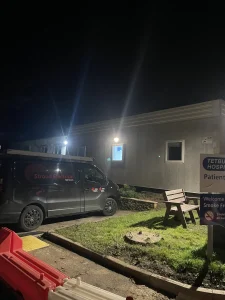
19 205 44 232
102 198 117 216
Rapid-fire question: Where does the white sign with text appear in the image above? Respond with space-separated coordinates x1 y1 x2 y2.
200 154 225 192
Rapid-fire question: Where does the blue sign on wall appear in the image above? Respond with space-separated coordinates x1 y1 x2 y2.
200 194 225 225
202 157 225 171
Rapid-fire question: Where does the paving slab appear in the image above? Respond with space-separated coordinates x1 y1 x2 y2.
31 241 172 300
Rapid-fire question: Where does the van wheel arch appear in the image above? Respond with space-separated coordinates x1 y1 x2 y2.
107 195 120 207
107 195 117 202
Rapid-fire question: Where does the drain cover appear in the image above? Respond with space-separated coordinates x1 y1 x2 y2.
125 231 162 245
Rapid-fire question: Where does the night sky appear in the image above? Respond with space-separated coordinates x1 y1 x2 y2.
1 6 225 141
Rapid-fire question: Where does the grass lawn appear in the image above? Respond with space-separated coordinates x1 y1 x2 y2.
56 209 225 287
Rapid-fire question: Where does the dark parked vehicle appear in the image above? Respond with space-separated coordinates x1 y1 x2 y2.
0 149 120 231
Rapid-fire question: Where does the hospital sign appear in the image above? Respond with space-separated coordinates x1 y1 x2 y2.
200 154 225 193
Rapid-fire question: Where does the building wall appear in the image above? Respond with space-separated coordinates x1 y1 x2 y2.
65 117 219 193
14 100 224 193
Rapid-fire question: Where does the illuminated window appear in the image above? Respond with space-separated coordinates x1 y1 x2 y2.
112 144 124 161
166 140 184 162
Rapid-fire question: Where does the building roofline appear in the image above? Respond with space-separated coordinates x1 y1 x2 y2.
19 99 224 142
70 99 224 135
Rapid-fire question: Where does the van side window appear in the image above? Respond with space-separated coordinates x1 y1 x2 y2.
83 166 105 185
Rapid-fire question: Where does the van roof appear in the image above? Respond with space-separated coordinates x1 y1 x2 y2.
0 149 94 163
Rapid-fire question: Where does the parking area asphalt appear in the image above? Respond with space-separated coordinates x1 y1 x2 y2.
31 241 172 300
38 210 133 232
4 210 133 236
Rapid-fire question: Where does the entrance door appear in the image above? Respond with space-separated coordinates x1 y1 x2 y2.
82 164 108 212
47 162 83 217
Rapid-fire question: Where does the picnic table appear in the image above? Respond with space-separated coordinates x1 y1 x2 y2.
163 189 200 228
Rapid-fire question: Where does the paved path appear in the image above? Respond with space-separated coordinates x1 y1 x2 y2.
17 210 133 236
32 242 172 300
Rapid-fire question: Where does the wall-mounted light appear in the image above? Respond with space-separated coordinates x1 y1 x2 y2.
114 137 119 143
63 140 68 145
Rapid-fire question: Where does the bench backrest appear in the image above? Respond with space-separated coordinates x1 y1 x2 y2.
164 189 186 202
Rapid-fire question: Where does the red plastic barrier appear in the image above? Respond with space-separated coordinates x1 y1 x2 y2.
0 227 22 253
0 227 68 300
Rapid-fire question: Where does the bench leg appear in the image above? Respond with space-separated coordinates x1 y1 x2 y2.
196 207 200 217
163 207 171 225
174 213 179 222
189 210 196 224
177 206 187 228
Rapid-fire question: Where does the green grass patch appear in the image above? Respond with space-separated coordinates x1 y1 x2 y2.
56 210 225 284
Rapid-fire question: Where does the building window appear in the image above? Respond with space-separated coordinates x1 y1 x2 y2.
40 145 48 153
166 140 184 162
112 144 124 161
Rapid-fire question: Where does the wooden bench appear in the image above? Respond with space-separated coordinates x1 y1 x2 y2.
163 189 200 228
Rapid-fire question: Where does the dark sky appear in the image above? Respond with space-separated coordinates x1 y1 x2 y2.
1 5 225 141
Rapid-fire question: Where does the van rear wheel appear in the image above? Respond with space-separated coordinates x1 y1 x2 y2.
103 198 117 216
19 205 44 232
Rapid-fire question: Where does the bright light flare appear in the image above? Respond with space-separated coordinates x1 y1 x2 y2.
114 137 119 143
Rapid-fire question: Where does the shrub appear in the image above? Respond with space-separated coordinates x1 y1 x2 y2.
119 185 139 198
209 261 225 283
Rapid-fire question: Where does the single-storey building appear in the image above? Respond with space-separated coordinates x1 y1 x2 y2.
14 99 225 193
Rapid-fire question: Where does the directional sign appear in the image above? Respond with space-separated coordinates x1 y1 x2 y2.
200 154 225 192
200 194 225 225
